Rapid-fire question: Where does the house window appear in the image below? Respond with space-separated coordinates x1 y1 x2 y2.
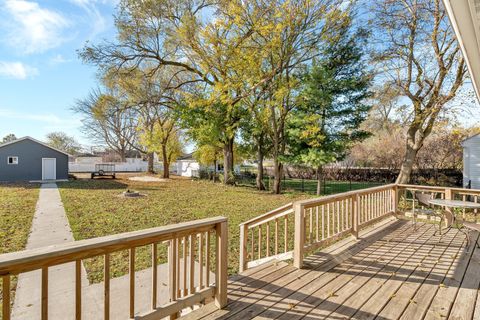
7 156 18 165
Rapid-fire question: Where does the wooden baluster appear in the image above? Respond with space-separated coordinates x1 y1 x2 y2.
362 195 365 222
176 238 181 298
104 253 110 320
152 243 158 309
169 239 178 319
321 205 325 240
266 223 270 257
205 232 210 287
251 230 255 261
352 194 359 239
370 193 374 220
189 235 195 295
258 225 262 259
41 267 48 320
333 202 337 234
475 195 478 214
370 193 373 219
327 202 331 238
345 198 353 228
284 216 288 253
309 208 313 243
198 234 204 290
129 248 135 319
75 260 82 320
2 275 10 320
463 194 466 219
382 191 384 214
315 206 319 242
304 208 307 243
183 237 188 296
275 218 279 255
382 191 385 215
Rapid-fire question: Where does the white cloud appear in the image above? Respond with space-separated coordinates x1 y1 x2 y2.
69 0 114 39
3 0 70 54
0 61 38 79
49 54 70 66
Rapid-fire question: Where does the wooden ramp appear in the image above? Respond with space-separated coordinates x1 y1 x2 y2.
184 220 480 320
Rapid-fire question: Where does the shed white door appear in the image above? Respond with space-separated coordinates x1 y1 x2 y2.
42 158 56 180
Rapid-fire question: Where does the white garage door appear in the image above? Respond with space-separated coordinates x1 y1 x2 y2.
42 158 56 180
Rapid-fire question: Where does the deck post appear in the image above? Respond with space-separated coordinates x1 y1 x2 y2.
215 220 228 308
293 202 305 269
352 194 359 239
444 188 454 227
239 223 248 273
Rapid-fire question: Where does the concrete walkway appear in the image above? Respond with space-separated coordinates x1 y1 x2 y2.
11 183 211 319
12 183 91 319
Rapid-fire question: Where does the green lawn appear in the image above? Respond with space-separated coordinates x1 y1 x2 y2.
0 183 39 317
58 175 311 282
236 176 384 195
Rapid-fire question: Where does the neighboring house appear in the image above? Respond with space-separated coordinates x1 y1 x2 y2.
462 133 480 188
0 136 69 181
175 153 242 177
176 153 200 177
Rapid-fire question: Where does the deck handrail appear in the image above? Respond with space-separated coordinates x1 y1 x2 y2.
293 184 398 268
0 216 228 320
239 184 399 271
239 203 294 272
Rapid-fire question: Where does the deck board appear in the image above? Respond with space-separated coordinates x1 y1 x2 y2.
186 220 480 320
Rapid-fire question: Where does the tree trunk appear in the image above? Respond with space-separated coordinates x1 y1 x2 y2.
119 149 126 162
316 166 323 196
396 144 418 184
161 144 170 178
256 145 266 191
223 137 235 185
213 159 217 182
272 159 283 194
147 152 154 173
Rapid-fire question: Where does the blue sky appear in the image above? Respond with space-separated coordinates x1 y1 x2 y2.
0 0 117 145
0 0 479 149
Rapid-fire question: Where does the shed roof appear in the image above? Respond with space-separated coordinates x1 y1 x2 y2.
0 136 72 156
177 152 195 161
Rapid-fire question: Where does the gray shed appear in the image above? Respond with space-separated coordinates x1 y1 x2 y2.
0 137 69 182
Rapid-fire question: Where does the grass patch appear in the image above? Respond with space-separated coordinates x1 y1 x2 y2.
236 177 384 195
58 175 311 282
0 183 39 317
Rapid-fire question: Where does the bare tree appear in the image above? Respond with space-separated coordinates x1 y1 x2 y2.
73 90 140 161
371 0 468 183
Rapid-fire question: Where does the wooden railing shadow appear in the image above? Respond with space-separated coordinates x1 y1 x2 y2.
213 220 478 320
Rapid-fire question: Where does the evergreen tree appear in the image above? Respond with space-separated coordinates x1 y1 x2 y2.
287 20 372 195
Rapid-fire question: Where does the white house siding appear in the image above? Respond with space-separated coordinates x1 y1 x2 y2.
462 134 480 189
176 160 200 177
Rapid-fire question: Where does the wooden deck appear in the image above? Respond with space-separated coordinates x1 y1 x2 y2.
185 219 480 320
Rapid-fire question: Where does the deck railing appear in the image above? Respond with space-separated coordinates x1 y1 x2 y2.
239 203 294 272
0 217 228 320
239 184 399 271
293 184 398 268
398 184 480 222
